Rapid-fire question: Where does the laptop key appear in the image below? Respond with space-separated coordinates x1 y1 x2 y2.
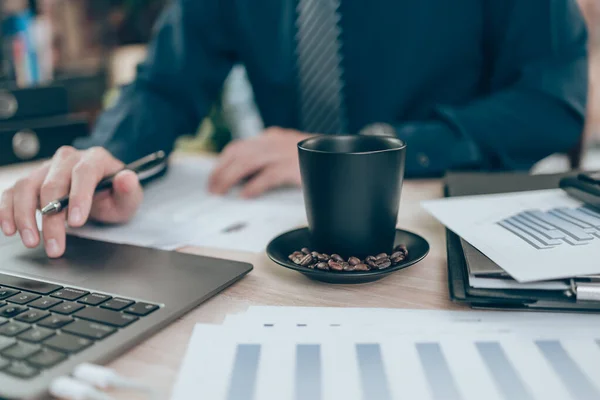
0 321 30 337
28 348 66 369
15 310 50 324
44 333 92 354
100 298 134 311
0 356 9 370
2 342 41 360
38 314 73 329
124 302 159 316
75 307 138 327
18 327 55 343
0 288 19 300
62 320 116 340
50 302 85 315
29 297 62 310
79 293 111 306
0 337 16 351
0 273 62 295
7 293 40 305
5 361 39 379
0 305 27 318
51 288 89 301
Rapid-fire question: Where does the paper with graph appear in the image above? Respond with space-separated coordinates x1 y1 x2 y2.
422 189 600 282
171 323 600 400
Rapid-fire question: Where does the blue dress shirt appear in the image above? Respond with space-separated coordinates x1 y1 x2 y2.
75 0 588 177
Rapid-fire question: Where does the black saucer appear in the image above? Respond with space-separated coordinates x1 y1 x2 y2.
267 227 429 284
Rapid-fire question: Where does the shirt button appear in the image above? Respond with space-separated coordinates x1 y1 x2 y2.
417 153 430 167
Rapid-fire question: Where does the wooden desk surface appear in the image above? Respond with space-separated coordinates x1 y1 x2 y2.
0 157 463 399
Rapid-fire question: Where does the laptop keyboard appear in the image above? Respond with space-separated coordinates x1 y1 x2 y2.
0 273 159 379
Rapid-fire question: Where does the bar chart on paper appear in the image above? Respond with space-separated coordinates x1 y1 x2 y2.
498 206 600 249
171 326 600 400
422 189 600 281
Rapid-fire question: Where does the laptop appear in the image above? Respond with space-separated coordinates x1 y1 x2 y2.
0 235 253 399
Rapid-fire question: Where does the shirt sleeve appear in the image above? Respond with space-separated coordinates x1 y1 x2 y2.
396 0 588 178
73 0 237 163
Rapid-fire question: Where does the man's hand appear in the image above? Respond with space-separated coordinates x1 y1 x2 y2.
0 146 143 258
209 127 311 198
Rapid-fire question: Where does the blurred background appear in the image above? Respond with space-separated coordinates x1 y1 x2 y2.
0 0 598 168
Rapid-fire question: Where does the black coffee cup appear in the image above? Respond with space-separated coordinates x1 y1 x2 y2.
298 135 406 259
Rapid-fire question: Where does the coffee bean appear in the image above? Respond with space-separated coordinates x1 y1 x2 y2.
366 259 378 268
391 251 403 259
348 257 361 266
391 256 405 265
366 256 376 262
311 251 319 257
354 264 370 271
328 259 344 271
315 262 329 270
394 244 408 256
317 253 330 261
375 253 388 260
377 260 392 269
300 254 314 266
344 263 357 271
331 254 344 262
301 247 311 255
375 257 390 265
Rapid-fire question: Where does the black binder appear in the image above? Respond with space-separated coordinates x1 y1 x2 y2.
0 85 69 121
0 114 88 166
444 171 600 312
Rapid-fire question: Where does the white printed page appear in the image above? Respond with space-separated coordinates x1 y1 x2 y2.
422 189 600 282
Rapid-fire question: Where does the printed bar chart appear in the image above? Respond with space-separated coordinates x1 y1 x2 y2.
184 334 600 400
498 206 600 249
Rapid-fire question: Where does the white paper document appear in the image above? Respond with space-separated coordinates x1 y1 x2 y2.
422 189 600 282
172 321 600 400
70 157 307 252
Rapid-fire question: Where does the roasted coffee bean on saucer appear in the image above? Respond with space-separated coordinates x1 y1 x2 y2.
287 246 409 273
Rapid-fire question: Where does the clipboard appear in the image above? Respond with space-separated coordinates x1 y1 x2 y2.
444 171 600 312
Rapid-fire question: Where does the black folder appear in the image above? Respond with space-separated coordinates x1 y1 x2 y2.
0 114 88 166
444 171 600 312
0 85 68 121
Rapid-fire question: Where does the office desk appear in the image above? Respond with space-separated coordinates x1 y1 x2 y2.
0 155 462 399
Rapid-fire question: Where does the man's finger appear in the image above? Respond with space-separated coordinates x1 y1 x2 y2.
211 154 270 195
13 165 50 248
241 167 287 198
89 170 143 224
208 140 245 192
0 188 16 236
69 148 123 227
40 147 80 257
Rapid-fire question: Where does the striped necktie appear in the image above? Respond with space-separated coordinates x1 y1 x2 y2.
295 0 347 135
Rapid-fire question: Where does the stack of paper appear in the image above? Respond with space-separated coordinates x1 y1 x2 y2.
171 307 600 400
